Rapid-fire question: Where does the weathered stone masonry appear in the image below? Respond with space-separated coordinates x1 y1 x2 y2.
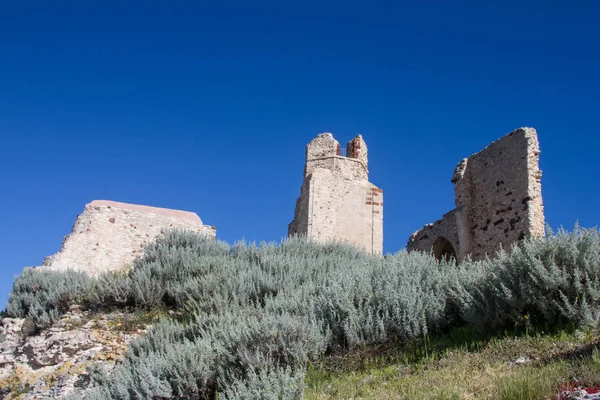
407 127 544 261
289 133 383 254
42 200 216 275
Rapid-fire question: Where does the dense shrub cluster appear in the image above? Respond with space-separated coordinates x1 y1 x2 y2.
6 227 600 399
457 226 600 330
6 268 91 330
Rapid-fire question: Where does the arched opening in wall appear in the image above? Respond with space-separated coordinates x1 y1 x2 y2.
433 237 457 263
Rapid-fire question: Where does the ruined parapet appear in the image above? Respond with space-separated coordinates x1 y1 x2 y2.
407 127 544 261
42 200 216 275
304 133 369 181
289 133 383 254
346 135 368 169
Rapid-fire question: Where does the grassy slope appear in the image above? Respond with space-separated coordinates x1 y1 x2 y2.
306 328 600 400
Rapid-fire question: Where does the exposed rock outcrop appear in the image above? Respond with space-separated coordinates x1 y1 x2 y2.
0 311 147 399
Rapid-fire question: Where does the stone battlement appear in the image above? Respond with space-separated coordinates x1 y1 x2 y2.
304 133 369 181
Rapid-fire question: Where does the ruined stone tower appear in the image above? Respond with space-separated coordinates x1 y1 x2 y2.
407 127 544 261
289 133 383 254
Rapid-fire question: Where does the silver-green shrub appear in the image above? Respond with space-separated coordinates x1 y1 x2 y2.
88 270 132 309
10 227 600 399
128 230 230 309
458 226 600 330
6 268 92 329
220 366 306 400
83 319 220 399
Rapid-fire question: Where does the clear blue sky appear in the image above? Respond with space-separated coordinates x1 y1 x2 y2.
1 1 598 308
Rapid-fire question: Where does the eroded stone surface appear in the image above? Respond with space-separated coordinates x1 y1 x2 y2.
407 127 545 261
289 133 383 254
42 200 216 275
0 311 144 399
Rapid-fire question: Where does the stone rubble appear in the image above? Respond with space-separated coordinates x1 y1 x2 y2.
561 389 600 400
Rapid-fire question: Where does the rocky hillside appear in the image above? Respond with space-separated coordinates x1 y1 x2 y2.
0 309 150 399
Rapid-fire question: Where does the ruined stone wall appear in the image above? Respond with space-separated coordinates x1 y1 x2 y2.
289 133 383 254
454 127 544 259
42 200 216 275
406 210 459 259
288 179 310 236
407 127 544 261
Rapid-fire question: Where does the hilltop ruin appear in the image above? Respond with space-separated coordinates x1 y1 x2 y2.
43 200 216 275
407 127 545 261
39 129 545 271
288 133 383 254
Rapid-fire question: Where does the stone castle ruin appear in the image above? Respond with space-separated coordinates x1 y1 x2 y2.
43 200 216 275
288 133 384 254
38 128 545 276
407 127 545 261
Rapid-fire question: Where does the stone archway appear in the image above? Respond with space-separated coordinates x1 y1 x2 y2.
433 236 457 262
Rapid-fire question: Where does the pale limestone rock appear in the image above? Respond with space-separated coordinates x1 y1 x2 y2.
0 311 144 399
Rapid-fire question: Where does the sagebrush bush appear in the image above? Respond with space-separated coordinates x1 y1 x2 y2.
458 226 600 331
6 268 92 329
220 366 306 400
10 227 600 399
88 270 132 309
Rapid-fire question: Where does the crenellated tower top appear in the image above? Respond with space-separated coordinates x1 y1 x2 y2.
304 133 369 181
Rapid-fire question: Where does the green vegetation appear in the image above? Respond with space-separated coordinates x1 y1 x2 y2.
4 226 600 399
6 267 91 331
305 327 600 399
